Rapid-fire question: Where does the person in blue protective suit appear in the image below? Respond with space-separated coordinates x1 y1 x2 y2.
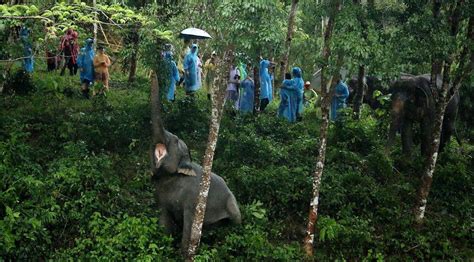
330 74 350 121
292 67 305 121
259 58 273 111
77 38 95 99
183 44 200 95
239 65 255 114
19 27 34 73
165 51 180 102
278 73 298 122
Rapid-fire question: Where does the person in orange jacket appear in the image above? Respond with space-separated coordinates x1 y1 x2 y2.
93 46 111 93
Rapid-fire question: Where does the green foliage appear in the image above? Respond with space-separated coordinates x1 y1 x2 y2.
2 68 35 95
54 212 175 260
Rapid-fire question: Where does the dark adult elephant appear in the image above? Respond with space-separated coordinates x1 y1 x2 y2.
387 75 459 156
149 74 241 252
347 76 386 110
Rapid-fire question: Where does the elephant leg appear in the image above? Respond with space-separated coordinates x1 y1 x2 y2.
159 209 176 236
421 117 432 157
181 208 193 254
439 117 454 153
401 120 413 156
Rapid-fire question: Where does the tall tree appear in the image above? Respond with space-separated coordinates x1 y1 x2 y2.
414 1 473 223
352 0 368 119
303 0 341 257
186 50 232 260
279 0 299 81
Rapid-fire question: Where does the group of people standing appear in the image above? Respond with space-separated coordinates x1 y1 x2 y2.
18 27 111 99
163 42 350 122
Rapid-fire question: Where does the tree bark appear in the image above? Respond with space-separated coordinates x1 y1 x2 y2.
186 51 231 261
128 28 139 83
353 0 367 119
279 0 299 82
353 64 365 118
303 0 341 257
414 2 472 224
254 57 260 111
93 0 97 46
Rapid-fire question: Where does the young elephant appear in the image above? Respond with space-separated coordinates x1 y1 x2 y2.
151 130 241 251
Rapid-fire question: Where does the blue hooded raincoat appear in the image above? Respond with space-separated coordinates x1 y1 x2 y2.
330 80 350 121
259 59 273 101
20 27 34 73
165 52 180 101
278 79 298 122
183 44 200 93
292 67 304 116
77 39 95 84
239 77 255 114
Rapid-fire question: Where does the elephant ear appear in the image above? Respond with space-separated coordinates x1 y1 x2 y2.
177 161 197 176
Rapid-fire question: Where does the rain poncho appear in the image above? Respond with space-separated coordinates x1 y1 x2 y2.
204 57 217 96
238 62 247 80
77 39 95 83
20 27 34 73
165 52 180 101
292 67 304 116
330 80 350 121
183 44 200 93
239 77 255 114
278 79 298 122
259 59 273 101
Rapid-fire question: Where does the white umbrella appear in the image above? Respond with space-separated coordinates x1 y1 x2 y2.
179 28 212 40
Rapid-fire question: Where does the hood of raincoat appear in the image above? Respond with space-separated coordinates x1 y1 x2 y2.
85 38 94 49
260 59 270 76
292 67 302 78
190 44 199 56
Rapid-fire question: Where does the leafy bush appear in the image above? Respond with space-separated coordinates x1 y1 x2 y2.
2 69 35 95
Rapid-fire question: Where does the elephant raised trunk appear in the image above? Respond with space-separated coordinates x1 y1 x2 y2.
150 72 166 145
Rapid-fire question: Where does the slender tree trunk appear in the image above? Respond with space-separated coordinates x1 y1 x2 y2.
128 28 139 83
93 0 97 46
279 0 299 82
303 1 341 257
353 64 365 118
254 58 260 112
430 0 442 89
186 51 231 261
414 2 473 224
353 0 367 119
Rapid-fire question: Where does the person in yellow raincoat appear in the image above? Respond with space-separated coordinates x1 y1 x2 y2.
204 51 217 100
93 46 111 94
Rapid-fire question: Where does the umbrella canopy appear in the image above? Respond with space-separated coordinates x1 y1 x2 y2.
179 28 212 40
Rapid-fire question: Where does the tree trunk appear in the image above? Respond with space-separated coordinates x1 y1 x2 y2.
303 0 341 257
414 2 472 224
186 51 231 261
353 64 365 118
279 0 299 82
254 58 260 111
128 29 139 83
430 0 442 89
93 0 97 46
353 0 367 119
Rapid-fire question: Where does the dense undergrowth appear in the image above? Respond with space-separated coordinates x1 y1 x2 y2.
1 67 472 260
